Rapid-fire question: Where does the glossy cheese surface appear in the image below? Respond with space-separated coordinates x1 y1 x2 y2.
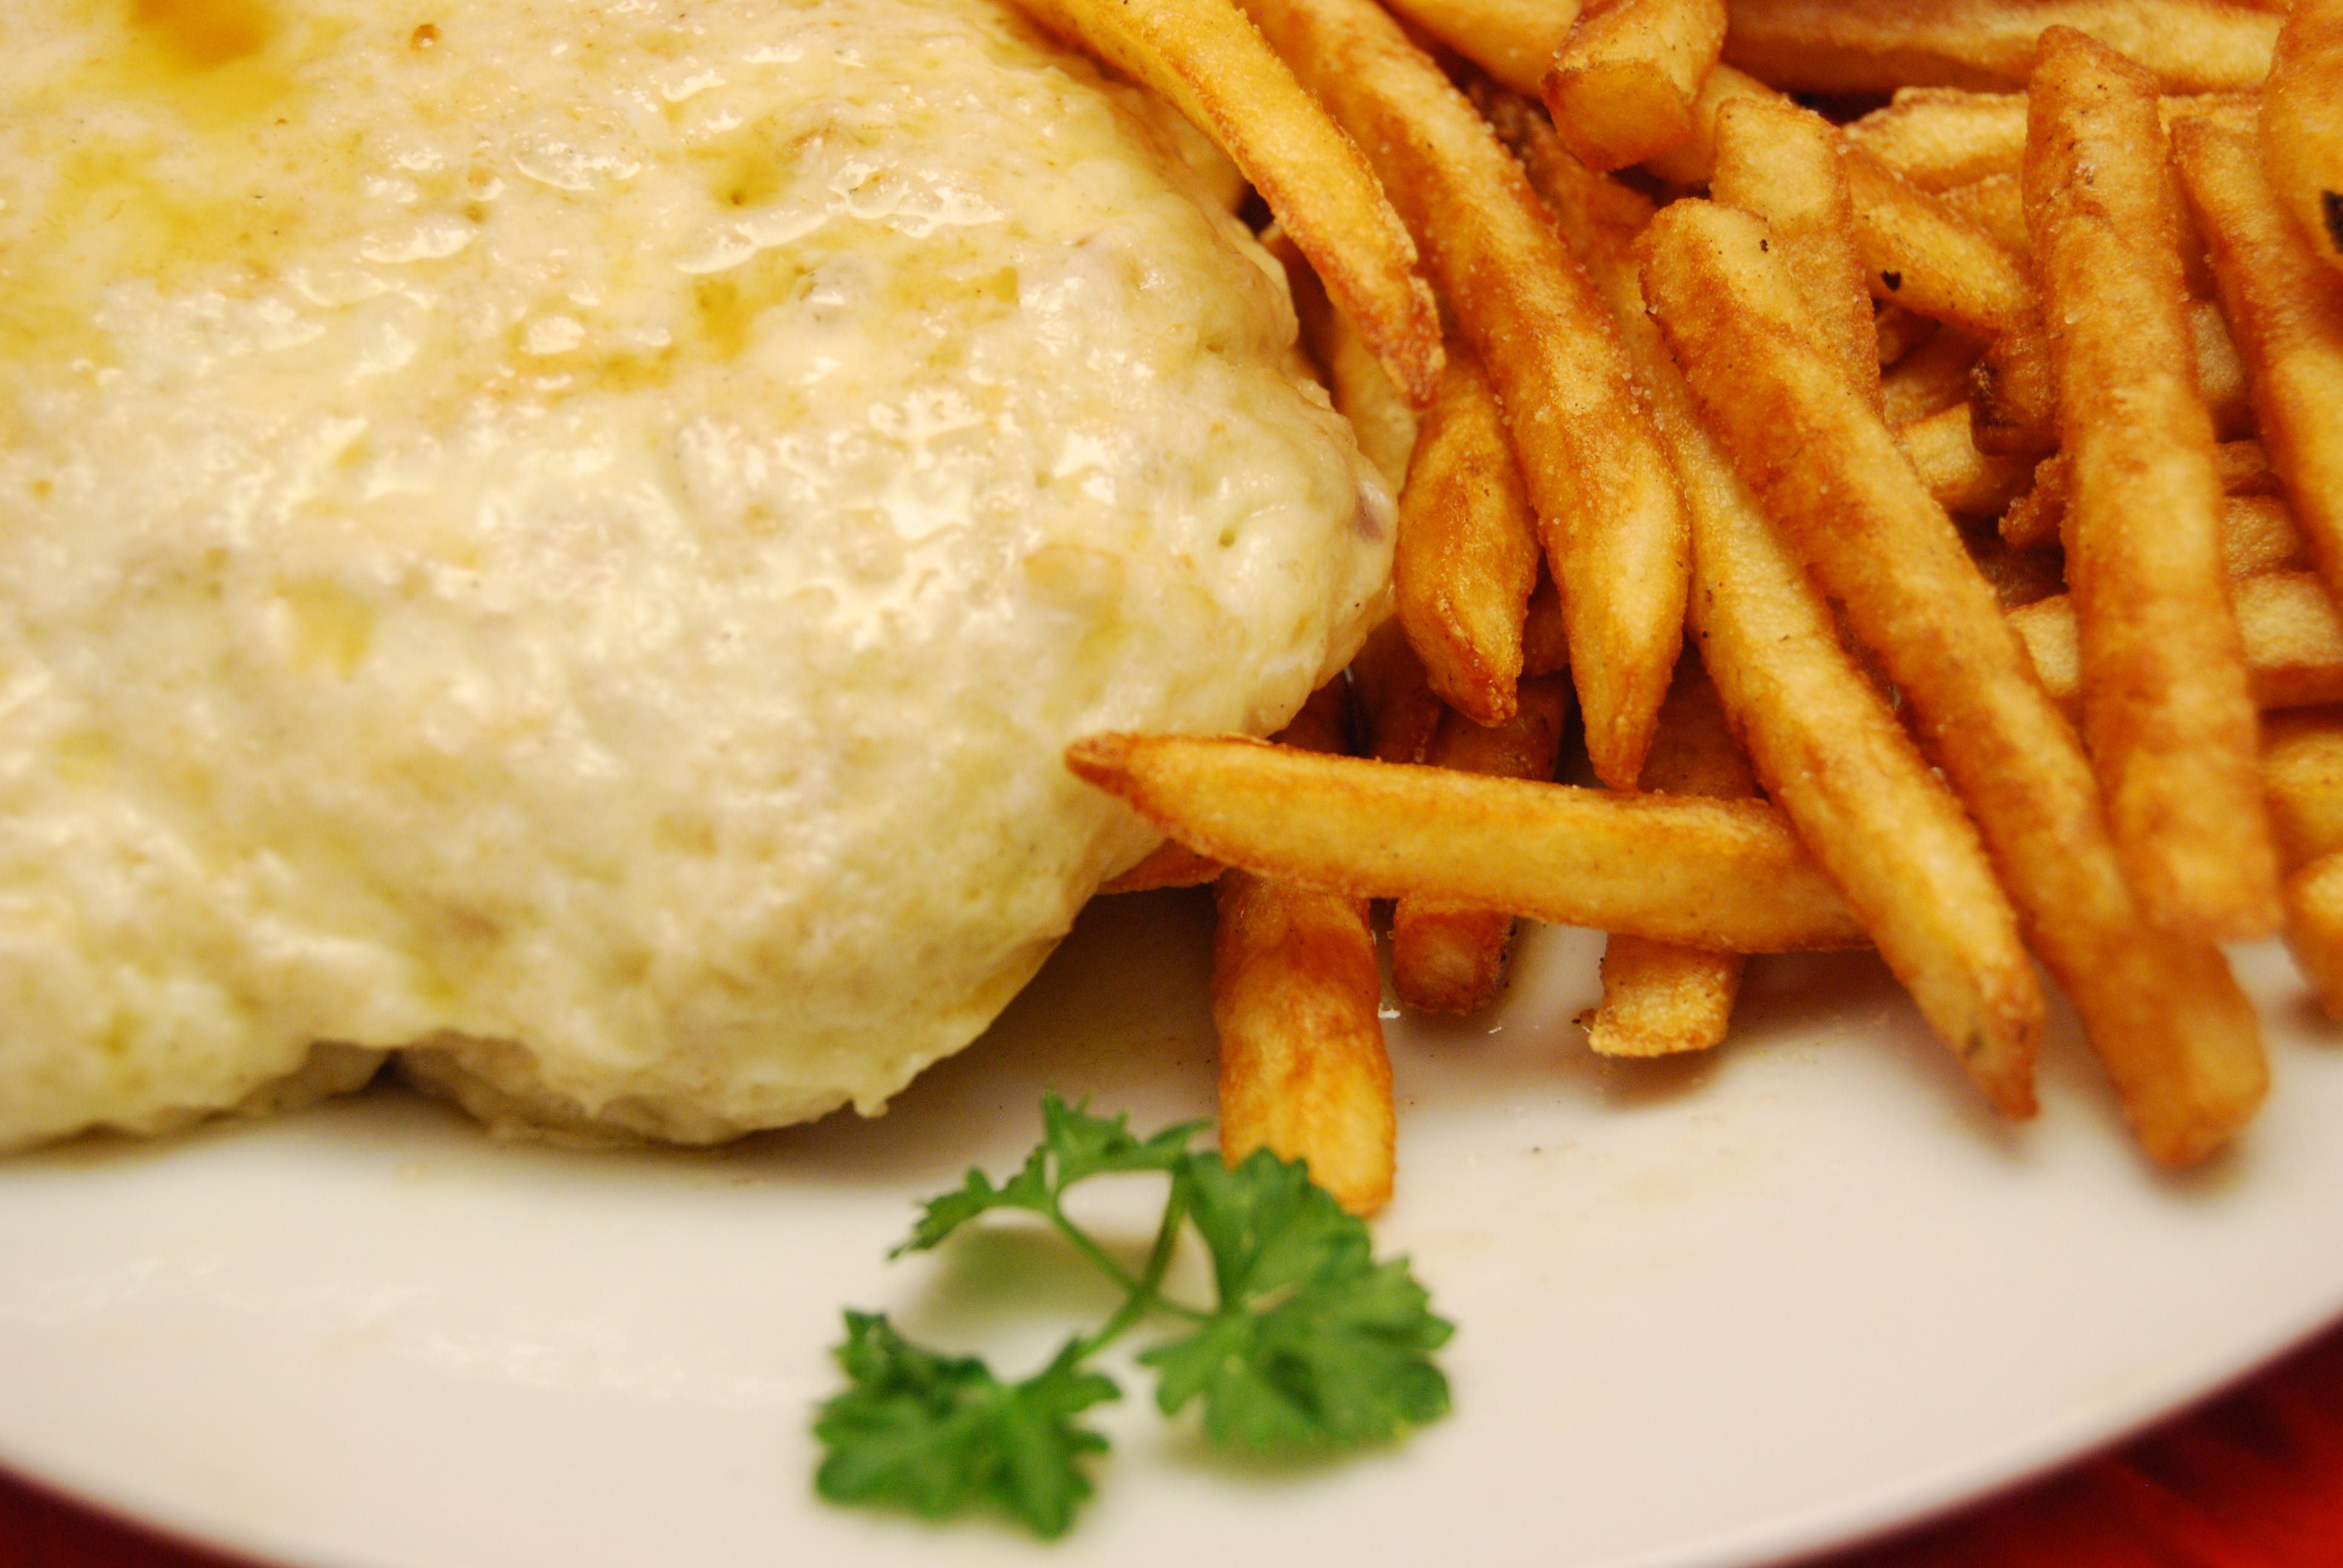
0 0 1390 1146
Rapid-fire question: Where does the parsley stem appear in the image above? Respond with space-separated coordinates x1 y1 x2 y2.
1044 1206 1148 1300
1075 1175 1204 1359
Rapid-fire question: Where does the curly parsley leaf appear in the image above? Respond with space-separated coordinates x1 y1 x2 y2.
813 1312 1119 1539
1141 1149 1453 1451
818 1100 1452 1539
894 1094 1203 1256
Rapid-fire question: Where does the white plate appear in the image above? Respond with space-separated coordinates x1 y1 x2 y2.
2 890 2341 1568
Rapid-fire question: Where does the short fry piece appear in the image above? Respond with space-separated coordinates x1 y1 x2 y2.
2177 120 2343 618
1712 97 1881 407
1881 324 1985 425
1581 656 1752 1057
1846 88 2028 189
1011 0 1443 405
1279 234 1419 489
1974 296 2255 456
2014 572 2343 715
1100 839 1224 893
1898 400 2035 516
1351 618 1445 764
1640 196 2264 1165
1394 340 1542 727
2262 707 2343 868
1378 0 1582 99
1641 61 1778 185
2281 854 2343 1021
1391 678 1573 1013
1213 681 1394 1217
1721 0 2280 94
2002 439 2273 553
1844 145 2036 339
1065 734 1872 952
1542 0 1729 172
2025 27 2276 939
2262 0 2343 280
1242 0 1690 786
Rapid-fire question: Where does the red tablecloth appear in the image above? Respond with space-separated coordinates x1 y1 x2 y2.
5 1318 2341 1568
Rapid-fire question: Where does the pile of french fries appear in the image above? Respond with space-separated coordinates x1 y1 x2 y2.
1032 0 2343 1214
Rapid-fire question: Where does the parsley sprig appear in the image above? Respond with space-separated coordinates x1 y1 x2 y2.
812 1095 1453 1538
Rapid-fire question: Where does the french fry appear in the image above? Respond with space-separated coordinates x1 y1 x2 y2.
1391 678 1573 1013
1846 88 2029 189
1100 839 1224 893
2261 0 2343 279
1393 339 1542 727
2262 707 2343 868
1065 733 1873 951
1973 296 2255 456
1213 681 1394 1216
1350 616 1445 763
1967 521 2068 612
2024 27 2276 940
1496 99 2042 1112
1712 97 1882 408
2177 120 2343 621
1009 0 1444 406
1542 0 1730 172
2002 439 2274 552
1873 302 1936 369
1898 400 2036 515
1242 0 1689 786
1639 196 2263 1164
1278 232 1420 489
1881 324 1987 425
1844 146 2036 339
1521 570 1568 678
1721 0 2281 95
2014 571 2343 714
1581 656 1753 1058
2262 708 2343 1019
2281 854 2343 1019
1378 0 1582 99
1939 171 2031 255
1641 61 1777 185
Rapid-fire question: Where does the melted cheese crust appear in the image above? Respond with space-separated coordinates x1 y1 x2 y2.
0 0 1389 1147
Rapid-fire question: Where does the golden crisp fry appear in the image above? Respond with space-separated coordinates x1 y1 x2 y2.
1064 733 1873 951
1712 97 1882 408
1277 232 1420 490
2263 707 2343 869
1639 196 2263 1165
1213 681 1394 1217
1874 302 1936 369
2261 0 2343 281
1495 97 2043 1114
2262 706 2343 1019
1642 61 1777 185
1898 400 2035 516
1394 339 1542 727
1721 0 2280 94
2002 439 2273 552
1542 0 1730 172
1939 171 2031 255
1846 88 2028 189
1581 656 1752 1058
2178 120 2343 621
1011 0 1443 405
1099 838 1224 893
1844 145 2036 339
2025 27 2276 940
1351 617 1446 764
1975 295 2255 456
2014 572 2343 715
1391 678 1573 1013
1380 0 1582 99
1881 325 1985 425
1239 0 1691 786
2281 854 2343 1021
